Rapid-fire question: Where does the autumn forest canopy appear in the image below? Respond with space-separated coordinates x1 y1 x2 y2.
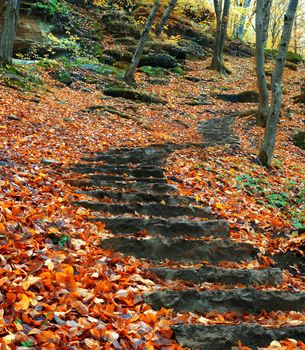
0 0 305 349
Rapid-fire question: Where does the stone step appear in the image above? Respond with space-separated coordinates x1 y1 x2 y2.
144 288 305 314
95 146 168 157
76 190 196 206
75 201 212 218
81 154 166 165
91 217 228 237
81 156 165 166
71 164 165 178
101 237 258 263
66 179 178 193
89 174 167 183
150 266 282 286
172 324 305 350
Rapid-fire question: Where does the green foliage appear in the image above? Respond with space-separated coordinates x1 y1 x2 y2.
235 174 268 195
21 341 34 348
267 192 289 208
33 0 69 15
49 233 70 247
171 66 184 76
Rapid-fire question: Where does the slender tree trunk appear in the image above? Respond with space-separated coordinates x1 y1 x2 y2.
0 0 20 66
124 0 159 84
211 0 231 73
218 0 230 66
255 0 272 127
156 0 177 37
258 0 299 166
235 0 252 39
211 0 222 70
293 15 298 53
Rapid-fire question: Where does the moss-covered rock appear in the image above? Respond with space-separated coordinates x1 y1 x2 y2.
286 52 304 64
171 66 184 76
53 70 73 85
293 131 305 149
104 49 133 63
139 54 177 69
0 65 43 90
103 20 141 39
216 90 259 103
103 87 165 104
139 66 167 77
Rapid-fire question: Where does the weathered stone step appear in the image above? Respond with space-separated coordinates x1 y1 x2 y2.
91 217 228 237
95 146 168 157
144 288 305 314
81 153 166 165
89 174 167 183
172 324 305 350
71 164 165 178
150 266 282 286
66 179 178 193
101 237 258 263
75 201 212 218
76 190 196 206
81 156 165 166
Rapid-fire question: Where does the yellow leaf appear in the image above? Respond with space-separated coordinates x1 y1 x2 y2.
215 203 224 209
15 294 30 311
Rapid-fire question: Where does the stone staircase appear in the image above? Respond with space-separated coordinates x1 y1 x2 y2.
68 145 305 349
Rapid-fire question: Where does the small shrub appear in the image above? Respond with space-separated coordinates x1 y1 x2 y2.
33 0 69 15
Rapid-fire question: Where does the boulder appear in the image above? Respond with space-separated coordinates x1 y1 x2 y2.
216 90 259 103
103 87 165 104
139 54 177 69
52 70 73 85
293 131 305 150
178 39 207 58
104 49 133 62
103 20 141 39
1 14 53 53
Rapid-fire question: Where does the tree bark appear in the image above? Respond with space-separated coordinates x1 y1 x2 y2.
211 0 231 73
156 0 177 37
0 0 20 66
211 0 222 70
258 0 299 166
234 0 252 39
124 0 159 84
255 0 272 127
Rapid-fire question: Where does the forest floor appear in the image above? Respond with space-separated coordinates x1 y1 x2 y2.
0 54 304 349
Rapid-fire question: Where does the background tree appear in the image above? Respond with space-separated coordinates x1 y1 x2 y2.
255 0 272 127
156 0 178 36
258 0 299 166
211 0 231 73
124 0 160 84
0 0 20 66
232 0 252 40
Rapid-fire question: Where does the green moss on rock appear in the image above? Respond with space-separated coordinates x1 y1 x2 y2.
293 131 305 150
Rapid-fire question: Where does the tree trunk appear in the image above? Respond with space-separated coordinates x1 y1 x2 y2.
156 0 177 37
211 0 231 73
211 0 222 70
124 0 159 84
218 0 230 67
255 0 271 127
258 0 299 166
234 0 251 39
0 0 20 66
